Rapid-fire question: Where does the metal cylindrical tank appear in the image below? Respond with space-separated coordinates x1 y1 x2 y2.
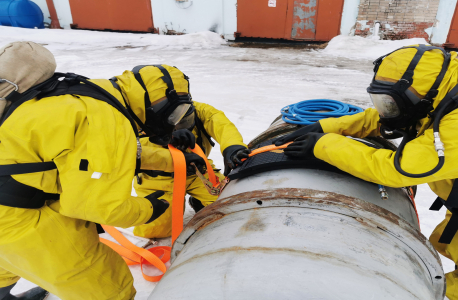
0 0 44 29
150 118 445 300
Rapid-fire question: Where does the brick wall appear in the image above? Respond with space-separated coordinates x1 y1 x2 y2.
355 0 440 40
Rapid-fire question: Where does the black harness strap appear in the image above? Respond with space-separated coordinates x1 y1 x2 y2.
109 78 149 135
0 176 59 209
0 73 142 209
132 65 152 108
141 170 174 178
430 180 458 243
0 162 57 176
131 64 182 103
428 89 458 244
153 65 175 93
194 115 215 155
132 65 177 109
373 45 450 103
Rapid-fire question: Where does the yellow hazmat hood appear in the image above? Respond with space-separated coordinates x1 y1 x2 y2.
114 65 189 129
375 46 458 109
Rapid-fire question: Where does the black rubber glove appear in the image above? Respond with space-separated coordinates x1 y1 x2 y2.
283 132 327 158
145 191 169 223
171 129 196 150
223 145 250 176
274 122 323 146
184 152 206 175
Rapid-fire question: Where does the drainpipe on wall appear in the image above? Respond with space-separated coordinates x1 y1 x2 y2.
372 21 381 40
45 0 62 29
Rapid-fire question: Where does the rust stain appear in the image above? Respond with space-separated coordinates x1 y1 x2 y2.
262 177 289 187
168 245 424 296
169 245 348 272
187 188 429 249
291 0 317 39
182 188 439 266
196 212 225 231
236 210 266 236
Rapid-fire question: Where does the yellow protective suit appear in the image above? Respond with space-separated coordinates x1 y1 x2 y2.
0 65 189 299
133 101 246 238
311 47 458 299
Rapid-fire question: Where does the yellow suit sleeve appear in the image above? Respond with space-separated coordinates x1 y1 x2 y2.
1 87 154 228
140 138 174 173
319 108 381 138
55 117 154 228
314 111 458 190
57 160 154 228
194 101 246 153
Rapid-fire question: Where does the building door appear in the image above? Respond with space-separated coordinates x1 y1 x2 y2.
68 0 154 32
291 0 317 40
237 0 290 39
237 0 344 41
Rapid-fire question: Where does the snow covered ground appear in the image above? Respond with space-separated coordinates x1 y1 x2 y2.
0 26 453 299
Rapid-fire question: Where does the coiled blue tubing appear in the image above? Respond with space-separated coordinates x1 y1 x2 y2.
281 99 363 125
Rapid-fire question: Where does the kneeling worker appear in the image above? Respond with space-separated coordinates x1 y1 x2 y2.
276 45 458 299
133 99 249 239
0 42 192 300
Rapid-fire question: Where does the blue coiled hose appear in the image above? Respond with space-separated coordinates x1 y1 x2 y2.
280 99 388 199
281 99 364 125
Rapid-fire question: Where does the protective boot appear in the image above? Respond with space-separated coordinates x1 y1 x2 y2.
189 196 204 213
0 283 49 300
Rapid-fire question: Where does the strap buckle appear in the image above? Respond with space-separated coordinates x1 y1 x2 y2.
191 163 229 196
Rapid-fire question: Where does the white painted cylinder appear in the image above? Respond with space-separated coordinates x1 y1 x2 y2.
149 119 445 299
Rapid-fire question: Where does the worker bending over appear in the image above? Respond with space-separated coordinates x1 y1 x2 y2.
276 45 458 299
0 42 192 300
134 97 249 239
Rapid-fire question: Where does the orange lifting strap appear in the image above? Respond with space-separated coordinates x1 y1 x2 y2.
241 142 293 162
99 144 212 282
169 144 217 244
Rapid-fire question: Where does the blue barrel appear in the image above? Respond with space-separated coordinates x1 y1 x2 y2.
0 0 44 29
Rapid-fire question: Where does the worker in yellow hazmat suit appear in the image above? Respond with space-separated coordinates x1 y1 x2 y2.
0 42 192 300
133 100 249 239
275 45 458 299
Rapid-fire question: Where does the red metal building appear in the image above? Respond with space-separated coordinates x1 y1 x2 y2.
68 0 155 32
236 0 345 41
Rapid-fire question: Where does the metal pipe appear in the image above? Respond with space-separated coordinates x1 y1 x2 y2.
45 0 61 29
373 21 381 39
149 118 445 300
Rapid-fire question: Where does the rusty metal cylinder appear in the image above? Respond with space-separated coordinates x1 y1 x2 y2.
149 119 445 299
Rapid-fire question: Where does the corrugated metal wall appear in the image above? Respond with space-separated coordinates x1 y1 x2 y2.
237 0 344 41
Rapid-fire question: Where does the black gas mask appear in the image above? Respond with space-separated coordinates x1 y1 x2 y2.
146 89 192 146
366 45 456 179
367 45 451 136
129 65 192 146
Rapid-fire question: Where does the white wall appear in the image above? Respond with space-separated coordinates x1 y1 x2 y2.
32 0 73 29
340 0 361 36
430 0 458 44
151 0 237 40
31 0 50 25
53 0 73 29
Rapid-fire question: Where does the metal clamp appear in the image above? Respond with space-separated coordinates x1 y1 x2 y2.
434 132 445 157
191 163 230 196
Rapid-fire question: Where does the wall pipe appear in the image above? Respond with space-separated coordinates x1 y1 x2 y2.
45 0 61 29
